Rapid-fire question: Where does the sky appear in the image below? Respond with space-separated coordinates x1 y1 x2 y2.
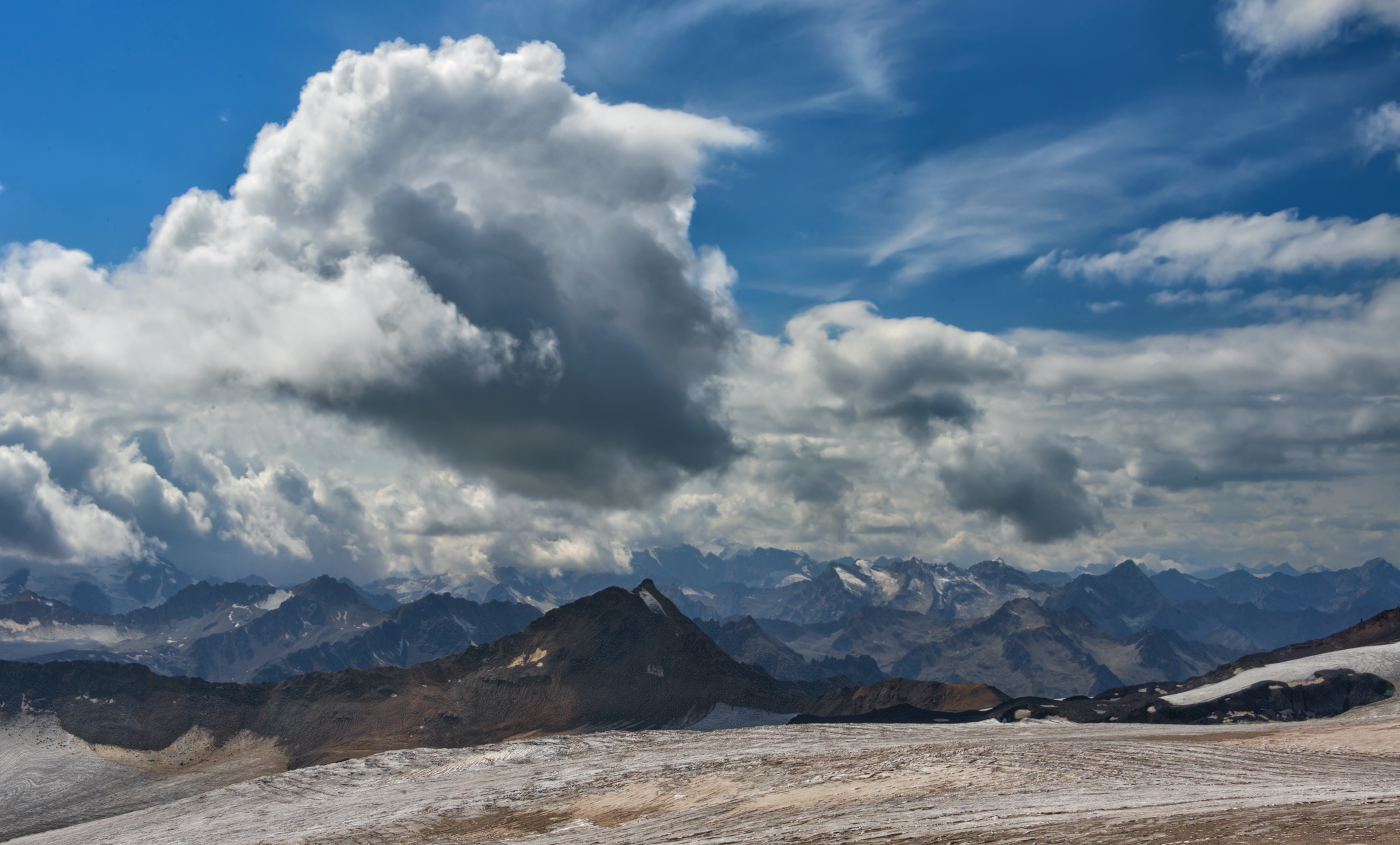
0 0 1398 583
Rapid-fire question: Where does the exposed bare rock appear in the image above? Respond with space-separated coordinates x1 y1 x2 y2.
806 677 1009 716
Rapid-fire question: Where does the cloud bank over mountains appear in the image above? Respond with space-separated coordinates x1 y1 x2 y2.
0 35 1397 583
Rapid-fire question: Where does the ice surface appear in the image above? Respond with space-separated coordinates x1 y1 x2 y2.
12 715 1400 844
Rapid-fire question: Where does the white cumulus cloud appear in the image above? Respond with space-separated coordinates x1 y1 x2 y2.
0 36 759 576
1360 101 1400 163
1033 210 1400 286
0 445 142 562
1221 0 1400 61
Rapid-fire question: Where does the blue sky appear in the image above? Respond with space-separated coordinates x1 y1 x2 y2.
6 0 1395 337
1 1 1398 580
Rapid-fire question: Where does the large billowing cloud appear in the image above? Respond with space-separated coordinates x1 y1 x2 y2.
0 37 755 511
1221 0 1400 61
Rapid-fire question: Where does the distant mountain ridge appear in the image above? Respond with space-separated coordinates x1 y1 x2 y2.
1 555 193 614
6 548 1396 699
0 575 540 682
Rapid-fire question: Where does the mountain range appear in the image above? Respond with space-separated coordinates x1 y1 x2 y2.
0 581 1005 769
0 576 539 682
4 580 1392 782
5 550 1398 698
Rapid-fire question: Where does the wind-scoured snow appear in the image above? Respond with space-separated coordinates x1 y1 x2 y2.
1163 642 1400 706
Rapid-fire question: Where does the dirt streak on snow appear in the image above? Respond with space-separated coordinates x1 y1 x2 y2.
8 700 1400 845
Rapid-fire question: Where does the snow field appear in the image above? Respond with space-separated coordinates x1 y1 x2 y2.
9 710 1400 844
1163 641 1400 706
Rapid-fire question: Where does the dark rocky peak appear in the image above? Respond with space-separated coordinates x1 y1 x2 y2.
1150 568 1213 602
291 574 370 608
431 580 802 726
983 597 1055 632
1359 558 1398 578
336 577 399 611
878 556 929 574
236 574 273 587
968 559 1040 589
1 567 30 598
69 581 113 615
1046 560 1170 638
632 579 679 618
462 580 774 691
1104 559 1153 587
724 547 815 585
123 556 193 604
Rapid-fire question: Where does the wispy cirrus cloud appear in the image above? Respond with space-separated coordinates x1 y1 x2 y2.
868 97 1316 281
566 0 919 114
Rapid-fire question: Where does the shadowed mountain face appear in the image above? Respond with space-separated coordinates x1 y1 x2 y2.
892 599 1122 698
759 606 957 671
694 616 887 686
182 577 389 682
757 597 1232 699
1151 558 1400 618
249 593 542 682
0 582 813 767
886 598 1235 698
1044 561 1171 638
1045 560 1357 653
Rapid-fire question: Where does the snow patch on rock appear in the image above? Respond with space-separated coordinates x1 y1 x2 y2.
1164 642 1400 706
